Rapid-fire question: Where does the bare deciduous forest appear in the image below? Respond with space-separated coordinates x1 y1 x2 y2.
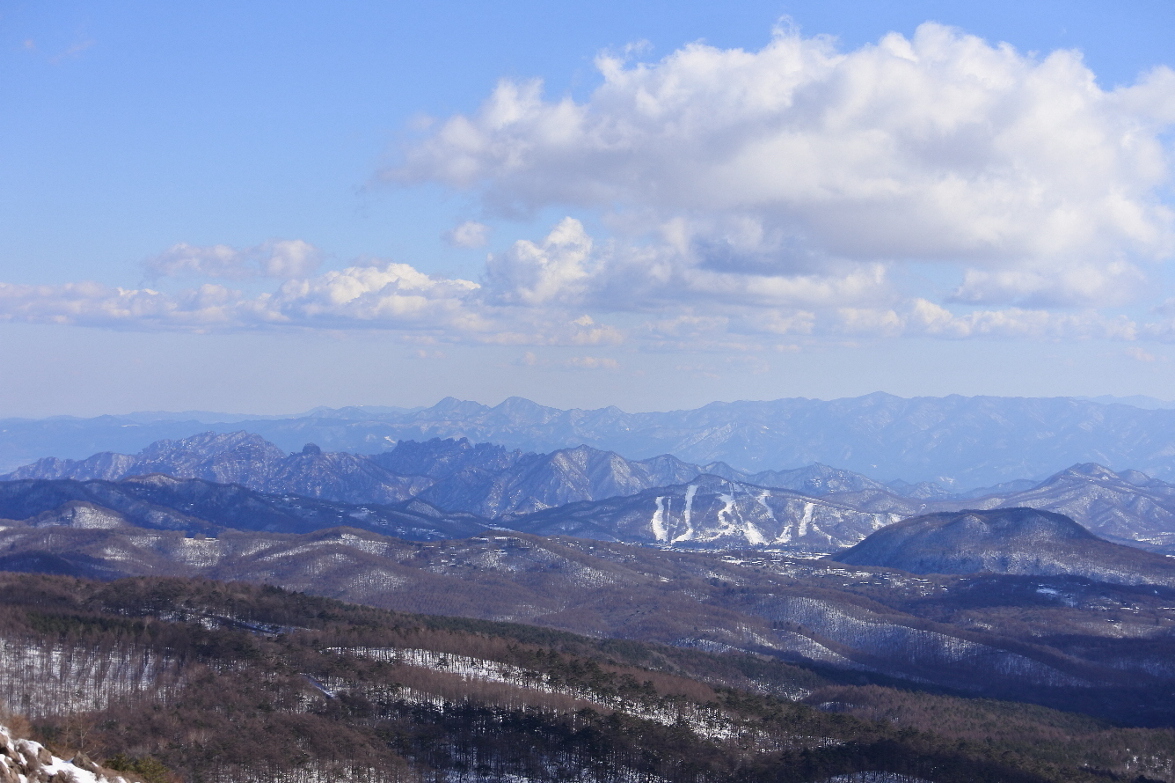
0 573 1172 783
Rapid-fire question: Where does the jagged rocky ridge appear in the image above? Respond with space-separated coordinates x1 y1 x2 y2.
9 433 1175 554
3 432 886 518
4 432 432 505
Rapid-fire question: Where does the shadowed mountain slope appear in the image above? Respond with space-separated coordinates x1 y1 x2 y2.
831 507 1175 586
0 475 487 541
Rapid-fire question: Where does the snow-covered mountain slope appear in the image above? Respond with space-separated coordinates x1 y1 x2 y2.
511 475 902 552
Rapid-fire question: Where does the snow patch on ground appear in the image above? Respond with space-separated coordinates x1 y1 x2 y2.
651 496 668 542
329 646 739 741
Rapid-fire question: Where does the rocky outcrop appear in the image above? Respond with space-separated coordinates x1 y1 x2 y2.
0 723 128 783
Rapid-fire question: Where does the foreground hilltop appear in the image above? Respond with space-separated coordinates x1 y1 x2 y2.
832 507 1175 586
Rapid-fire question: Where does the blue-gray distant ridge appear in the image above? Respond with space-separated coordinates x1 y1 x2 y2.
5 393 1175 487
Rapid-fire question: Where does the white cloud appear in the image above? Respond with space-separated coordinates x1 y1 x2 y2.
487 217 596 304
145 240 321 280
392 22 1175 308
564 355 620 370
260 262 486 331
0 250 629 346
517 351 620 370
479 217 892 312
445 221 491 248
0 281 242 328
950 260 1147 307
845 298 1141 340
0 264 483 334
261 240 321 278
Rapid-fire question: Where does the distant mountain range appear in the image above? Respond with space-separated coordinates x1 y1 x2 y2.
7 393 1175 486
2 430 907 521
8 432 1175 555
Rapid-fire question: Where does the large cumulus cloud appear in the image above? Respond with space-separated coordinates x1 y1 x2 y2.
393 22 1175 309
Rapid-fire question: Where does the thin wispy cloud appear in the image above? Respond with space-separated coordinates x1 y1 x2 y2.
144 240 322 280
49 38 95 64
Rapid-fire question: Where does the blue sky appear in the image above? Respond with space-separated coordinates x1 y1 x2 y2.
2 1 1175 415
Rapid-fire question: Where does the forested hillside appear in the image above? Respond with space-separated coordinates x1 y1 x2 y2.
1 574 1174 783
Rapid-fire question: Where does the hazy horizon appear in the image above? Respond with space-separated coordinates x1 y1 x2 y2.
4 390 1175 422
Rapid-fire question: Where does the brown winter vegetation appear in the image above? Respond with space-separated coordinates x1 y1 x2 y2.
0 572 1172 782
